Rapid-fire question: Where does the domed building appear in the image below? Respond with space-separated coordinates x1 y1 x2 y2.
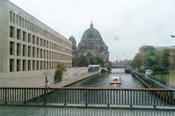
69 36 77 57
78 22 109 62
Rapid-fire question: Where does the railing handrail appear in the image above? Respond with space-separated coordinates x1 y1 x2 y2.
0 87 175 91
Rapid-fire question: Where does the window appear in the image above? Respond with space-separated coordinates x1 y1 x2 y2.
28 60 31 71
33 47 35 58
17 59 21 72
32 35 35 44
23 31 26 41
40 61 42 70
10 26 15 38
9 59 14 72
33 60 35 70
25 20 27 28
10 11 12 22
16 15 19 25
17 43 21 56
19 16 22 26
17 29 21 40
37 37 39 45
37 61 39 70
23 45 26 56
28 33 31 42
44 61 46 70
44 40 46 47
44 50 46 59
22 18 24 27
23 60 26 71
40 49 42 58
46 41 48 48
40 38 42 46
37 48 39 58
10 41 14 55
28 46 31 57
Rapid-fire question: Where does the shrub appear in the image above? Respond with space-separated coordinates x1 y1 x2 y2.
54 62 66 82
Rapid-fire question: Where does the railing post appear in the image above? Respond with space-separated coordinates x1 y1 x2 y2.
130 90 132 108
64 89 67 106
4 89 7 104
153 91 156 109
24 89 26 104
44 88 46 105
107 90 110 107
85 90 88 107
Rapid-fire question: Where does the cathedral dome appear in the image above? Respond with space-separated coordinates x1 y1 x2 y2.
82 22 102 40
77 21 109 62
69 36 76 41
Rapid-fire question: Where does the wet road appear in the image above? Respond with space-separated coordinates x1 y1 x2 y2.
70 68 145 88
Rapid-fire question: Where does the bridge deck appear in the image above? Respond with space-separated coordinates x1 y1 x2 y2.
0 105 175 116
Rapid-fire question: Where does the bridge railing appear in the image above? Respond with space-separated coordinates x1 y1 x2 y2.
0 87 175 109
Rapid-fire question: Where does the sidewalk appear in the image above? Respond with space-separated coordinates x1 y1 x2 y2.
0 67 89 87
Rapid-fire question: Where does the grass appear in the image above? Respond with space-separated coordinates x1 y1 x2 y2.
151 70 175 87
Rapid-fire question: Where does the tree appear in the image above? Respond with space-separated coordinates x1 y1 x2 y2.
72 58 78 67
72 56 105 67
78 56 88 67
139 45 155 55
131 53 145 69
89 56 104 66
155 49 170 68
54 62 66 82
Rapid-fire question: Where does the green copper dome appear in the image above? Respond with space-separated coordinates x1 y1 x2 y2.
81 22 102 40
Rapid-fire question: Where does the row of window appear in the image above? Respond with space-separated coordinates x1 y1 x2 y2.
9 59 71 72
10 11 71 49
10 41 72 60
10 26 71 54
10 59 55 72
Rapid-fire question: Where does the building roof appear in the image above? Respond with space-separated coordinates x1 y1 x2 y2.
81 22 102 40
69 36 76 42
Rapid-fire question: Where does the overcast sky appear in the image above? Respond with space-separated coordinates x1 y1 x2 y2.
10 0 175 61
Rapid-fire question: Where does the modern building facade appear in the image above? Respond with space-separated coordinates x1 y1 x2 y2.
0 0 72 74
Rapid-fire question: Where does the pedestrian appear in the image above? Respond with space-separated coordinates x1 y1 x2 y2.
45 76 49 88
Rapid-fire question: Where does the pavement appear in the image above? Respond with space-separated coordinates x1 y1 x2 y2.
0 67 97 87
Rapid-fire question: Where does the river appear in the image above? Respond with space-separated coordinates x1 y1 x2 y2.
70 68 145 88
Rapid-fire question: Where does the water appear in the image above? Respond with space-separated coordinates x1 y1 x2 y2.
70 68 145 88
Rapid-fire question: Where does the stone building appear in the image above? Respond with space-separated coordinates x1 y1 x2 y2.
0 0 72 74
77 22 109 62
69 36 77 57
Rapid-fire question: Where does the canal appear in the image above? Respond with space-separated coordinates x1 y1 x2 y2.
70 68 145 88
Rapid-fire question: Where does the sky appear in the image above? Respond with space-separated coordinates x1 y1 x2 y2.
10 0 175 61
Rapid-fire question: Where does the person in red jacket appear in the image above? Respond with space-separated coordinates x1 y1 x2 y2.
45 76 49 88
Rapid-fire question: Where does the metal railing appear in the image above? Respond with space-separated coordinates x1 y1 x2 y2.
133 72 171 89
0 87 175 109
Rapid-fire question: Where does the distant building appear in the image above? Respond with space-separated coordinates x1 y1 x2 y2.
69 36 77 57
0 1 72 75
77 22 109 62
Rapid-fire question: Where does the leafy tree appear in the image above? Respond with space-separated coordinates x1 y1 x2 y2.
54 62 66 82
72 58 78 67
78 56 88 67
131 53 145 69
139 45 155 55
72 56 105 67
